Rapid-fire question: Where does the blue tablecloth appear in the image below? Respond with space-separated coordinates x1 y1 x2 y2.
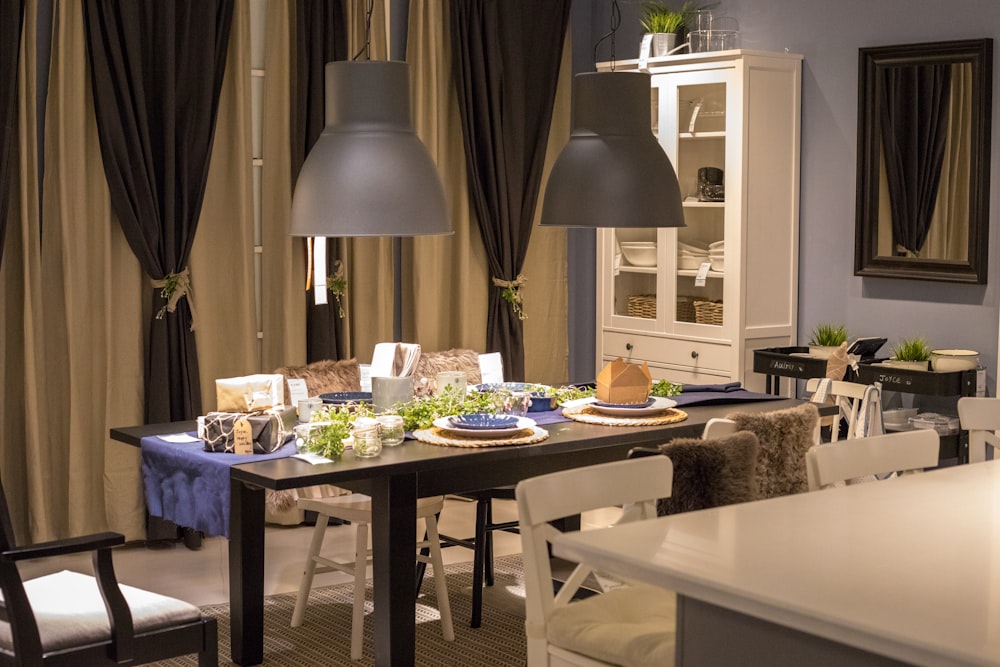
140 434 296 538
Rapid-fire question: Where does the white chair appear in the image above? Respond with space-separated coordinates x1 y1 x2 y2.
515 457 677 667
957 397 1000 463
805 377 874 441
805 429 939 491
291 494 454 660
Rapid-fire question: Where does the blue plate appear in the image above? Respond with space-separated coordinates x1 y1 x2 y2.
320 392 372 405
592 398 655 409
472 383 556 412
448 413 520 430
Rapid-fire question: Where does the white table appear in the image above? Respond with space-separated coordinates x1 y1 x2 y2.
552 460 1000 667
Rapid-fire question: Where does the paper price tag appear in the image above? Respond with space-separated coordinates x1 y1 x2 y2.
638 34 653 71
233 417 254 455
286 378 309 408
695 262 711 287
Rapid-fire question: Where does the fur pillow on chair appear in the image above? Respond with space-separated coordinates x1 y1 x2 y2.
727 402 820 499
274 358 362 398
655 431 759 516
414 348 483 384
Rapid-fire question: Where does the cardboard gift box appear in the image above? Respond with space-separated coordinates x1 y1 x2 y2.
596 358 652 405
215 374 285 412
202 407 296 454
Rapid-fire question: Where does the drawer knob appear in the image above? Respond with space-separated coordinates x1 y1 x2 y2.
626 342 634 352
691 350 699 359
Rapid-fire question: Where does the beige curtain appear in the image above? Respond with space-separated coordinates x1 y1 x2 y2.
260 0 307 374
403 0 488 353
924 64 971 261
189 1 258 409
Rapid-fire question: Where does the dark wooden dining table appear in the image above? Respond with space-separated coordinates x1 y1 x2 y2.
112 397 812 666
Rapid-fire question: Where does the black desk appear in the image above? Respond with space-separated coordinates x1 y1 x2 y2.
112 398 807 666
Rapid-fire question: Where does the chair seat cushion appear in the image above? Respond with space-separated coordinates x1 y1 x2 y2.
547 584 676 667
0 570 202 653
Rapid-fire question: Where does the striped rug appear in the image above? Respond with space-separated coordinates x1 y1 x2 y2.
150 555 527 666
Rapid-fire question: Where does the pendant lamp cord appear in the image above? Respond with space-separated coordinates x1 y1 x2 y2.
592 0 621 71
352 0 375 61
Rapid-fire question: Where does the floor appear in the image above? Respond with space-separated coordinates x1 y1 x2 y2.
18 497 622 607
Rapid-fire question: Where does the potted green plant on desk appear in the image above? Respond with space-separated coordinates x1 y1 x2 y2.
885 336 932 371
808 323 848 359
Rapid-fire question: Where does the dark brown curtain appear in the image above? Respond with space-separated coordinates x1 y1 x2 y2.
83 1 234 422
294 0 348 362
449 0 570 380
879 63 952 256
0 0 24 268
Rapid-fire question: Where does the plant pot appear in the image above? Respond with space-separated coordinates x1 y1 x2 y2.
650 33 678 57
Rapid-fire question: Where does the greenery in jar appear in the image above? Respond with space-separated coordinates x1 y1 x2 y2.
299 403 372 458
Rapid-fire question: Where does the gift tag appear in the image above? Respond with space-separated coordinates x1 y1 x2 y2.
233 417 254 455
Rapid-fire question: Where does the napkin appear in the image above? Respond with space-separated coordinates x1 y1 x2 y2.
371 342 422 377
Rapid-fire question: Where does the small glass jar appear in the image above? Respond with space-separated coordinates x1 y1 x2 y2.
377 414 405 446
352 418 382 458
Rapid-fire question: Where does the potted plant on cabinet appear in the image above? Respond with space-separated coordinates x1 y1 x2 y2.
808 323 848 359
886 336 932 371
640 2 686 56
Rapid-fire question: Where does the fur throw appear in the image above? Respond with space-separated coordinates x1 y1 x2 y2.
414 349 483 384
274 358 361 397
727 402 820 499
655 431 759 516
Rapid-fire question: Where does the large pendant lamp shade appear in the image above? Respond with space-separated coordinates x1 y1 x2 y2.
541 71 685 228
290 60 451 237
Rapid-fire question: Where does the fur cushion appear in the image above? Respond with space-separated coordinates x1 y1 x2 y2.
414 349 483 384
727 403 820 499
655 431 759 516
273 358 361 397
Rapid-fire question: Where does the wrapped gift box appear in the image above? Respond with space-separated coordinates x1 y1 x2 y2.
202 407 296 454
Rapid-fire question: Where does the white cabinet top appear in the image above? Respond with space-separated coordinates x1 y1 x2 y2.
553 460 1000 666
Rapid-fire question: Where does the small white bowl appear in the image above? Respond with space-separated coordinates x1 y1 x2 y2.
710 257 725 272
619 242 657 267
930 349 979 371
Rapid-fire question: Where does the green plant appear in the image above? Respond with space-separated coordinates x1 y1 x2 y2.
299 404 372 458
808 323 848 347
890 336 932 362
395 391 496 431
639 2 686 34
651 379 682 397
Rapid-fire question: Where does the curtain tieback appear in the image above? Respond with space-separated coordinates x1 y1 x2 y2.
152 267 198 331
492 273 527 321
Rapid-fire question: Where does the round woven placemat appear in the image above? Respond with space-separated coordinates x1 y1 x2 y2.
561 405 688 427
412 425 550 448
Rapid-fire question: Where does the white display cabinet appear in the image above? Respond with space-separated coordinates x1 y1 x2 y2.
596 50 803 391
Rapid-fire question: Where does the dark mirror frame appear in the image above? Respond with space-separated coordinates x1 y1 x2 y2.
855 39 993 284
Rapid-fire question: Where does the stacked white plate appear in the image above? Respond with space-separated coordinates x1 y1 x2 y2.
678 241 709 270
708 239 725 272
619 241 657 267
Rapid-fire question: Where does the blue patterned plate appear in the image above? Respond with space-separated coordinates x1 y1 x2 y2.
448 413 520 430
320 392 372 405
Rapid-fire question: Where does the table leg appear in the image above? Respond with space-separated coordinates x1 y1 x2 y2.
370 473 417 667
229 479 266 666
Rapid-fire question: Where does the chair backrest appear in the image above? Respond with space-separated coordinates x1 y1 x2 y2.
515 458 673 643
701 417 738 439
805 428 939 491
726 402 821 498
958 397 1000 464
805 378 874 441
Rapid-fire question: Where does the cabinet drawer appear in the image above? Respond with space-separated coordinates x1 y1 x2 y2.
604 332 730 371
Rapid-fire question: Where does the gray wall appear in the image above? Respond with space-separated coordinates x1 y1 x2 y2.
574 0 1000 395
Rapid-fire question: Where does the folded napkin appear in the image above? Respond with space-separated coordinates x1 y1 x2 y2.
680 381 742 393
371 342 422 377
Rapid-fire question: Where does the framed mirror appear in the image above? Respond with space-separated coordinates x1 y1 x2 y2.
855 39 992 284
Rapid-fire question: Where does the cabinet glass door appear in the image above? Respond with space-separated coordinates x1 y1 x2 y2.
658 71 730 332
608 227 661 332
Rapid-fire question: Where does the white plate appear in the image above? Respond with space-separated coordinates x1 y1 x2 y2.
433 416 536 438
588 397 677 417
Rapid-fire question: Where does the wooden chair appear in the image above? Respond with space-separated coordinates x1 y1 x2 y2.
515 458 676 666
805 429 940 491
957 397 1000 463
0 477 217 666
291 493 454 660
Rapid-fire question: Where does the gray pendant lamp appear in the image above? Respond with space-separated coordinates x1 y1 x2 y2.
290 60 451 237
540 70 685 228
